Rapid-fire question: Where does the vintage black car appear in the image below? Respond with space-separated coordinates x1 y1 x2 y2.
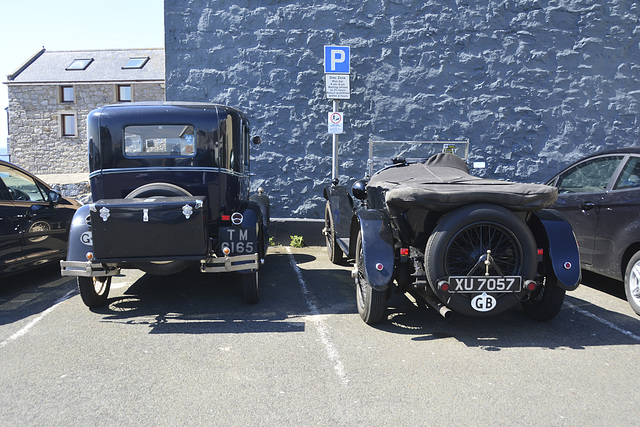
547 147 640 315
324 141 581 324
61 102 269 307
0 160 80 276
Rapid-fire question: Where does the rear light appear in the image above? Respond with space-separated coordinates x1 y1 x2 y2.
537 248 544 256
525 280 537 291
400 248 409 256
438 280 450 292
221 215 231 222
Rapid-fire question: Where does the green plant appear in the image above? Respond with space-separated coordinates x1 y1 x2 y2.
290 235 305 248
269 236 277 246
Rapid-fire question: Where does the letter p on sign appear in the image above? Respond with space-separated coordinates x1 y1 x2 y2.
324 46 350 74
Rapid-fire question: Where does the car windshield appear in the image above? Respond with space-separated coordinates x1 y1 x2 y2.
367 140 469 177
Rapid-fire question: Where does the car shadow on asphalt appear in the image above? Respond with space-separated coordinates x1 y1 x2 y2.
90 252 333 334
86 250 640 349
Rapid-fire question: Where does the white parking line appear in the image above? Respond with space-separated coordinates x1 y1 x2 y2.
286 247 349 385
0 289 75 349
565 301 640 342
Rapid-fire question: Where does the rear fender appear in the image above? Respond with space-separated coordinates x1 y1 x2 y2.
353 209 395 291
529 209 581 290
65 205 94 262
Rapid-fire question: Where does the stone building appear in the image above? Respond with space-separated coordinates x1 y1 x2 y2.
165 0 640 218
4 48 165 174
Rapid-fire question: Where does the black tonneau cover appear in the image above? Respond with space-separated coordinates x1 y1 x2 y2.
368 153 558 212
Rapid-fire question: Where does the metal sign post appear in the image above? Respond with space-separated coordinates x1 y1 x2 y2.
332 100 339 183
324 46 350 185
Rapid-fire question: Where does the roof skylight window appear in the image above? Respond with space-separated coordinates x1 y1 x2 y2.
66 58 93 70
122 57 150 69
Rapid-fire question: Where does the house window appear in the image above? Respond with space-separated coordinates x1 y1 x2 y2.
60 86 74 103
61 114 76 136
65 58 93 70
123 57 150 69
118 85 132 102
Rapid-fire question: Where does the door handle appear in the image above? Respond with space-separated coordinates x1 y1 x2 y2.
581 201 595 211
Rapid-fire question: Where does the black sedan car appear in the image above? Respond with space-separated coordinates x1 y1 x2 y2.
0 160 80 277
547 147 640 314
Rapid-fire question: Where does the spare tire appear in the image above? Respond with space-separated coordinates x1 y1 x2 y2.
125 182 192 199
425 203 537 316
126 182 193 275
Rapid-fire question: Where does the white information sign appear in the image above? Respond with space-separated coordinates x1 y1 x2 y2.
325 74 351 100
328 112 344 134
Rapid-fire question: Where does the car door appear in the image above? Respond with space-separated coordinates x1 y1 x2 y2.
551 154 625 267
589 155 640 279
0 164 68 267
0 181 25 273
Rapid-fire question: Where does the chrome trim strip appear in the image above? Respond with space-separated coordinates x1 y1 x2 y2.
89 167 248 179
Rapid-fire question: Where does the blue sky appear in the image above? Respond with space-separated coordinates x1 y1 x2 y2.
0 0 165 152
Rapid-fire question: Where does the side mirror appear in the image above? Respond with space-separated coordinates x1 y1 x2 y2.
252 136 262 145
48 189 61 205
352 180 367 201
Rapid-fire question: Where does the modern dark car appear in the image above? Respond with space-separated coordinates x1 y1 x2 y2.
0 160 81 277
547 147 640 315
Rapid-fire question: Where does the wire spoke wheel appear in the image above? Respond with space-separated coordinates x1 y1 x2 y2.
445 222 523 277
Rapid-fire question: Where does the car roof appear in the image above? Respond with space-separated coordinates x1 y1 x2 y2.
581 146 640 160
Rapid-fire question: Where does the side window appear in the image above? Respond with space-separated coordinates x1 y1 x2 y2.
614 156 640 190
0 165 46 202
556 156 623 194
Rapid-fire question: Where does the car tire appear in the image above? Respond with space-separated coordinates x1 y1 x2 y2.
78 276 111 308
624 251 640 315
521 275 566 321
325 202 344 264
425 203 538 315
354 231 387 324
124 182 192 198
125 183 193 275
242 271 259 304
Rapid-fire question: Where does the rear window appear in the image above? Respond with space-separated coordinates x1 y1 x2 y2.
124 125 196 158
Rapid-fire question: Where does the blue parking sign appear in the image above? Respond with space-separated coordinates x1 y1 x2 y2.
324 46 350 74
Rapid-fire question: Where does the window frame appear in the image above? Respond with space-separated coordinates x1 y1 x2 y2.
117 84 132 102
60 85 74 103
60 112 77 137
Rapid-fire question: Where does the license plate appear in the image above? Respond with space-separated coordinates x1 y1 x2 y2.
448 276 522 293
219 227 257 254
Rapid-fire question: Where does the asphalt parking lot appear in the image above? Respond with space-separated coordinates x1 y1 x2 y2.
1 245 639 426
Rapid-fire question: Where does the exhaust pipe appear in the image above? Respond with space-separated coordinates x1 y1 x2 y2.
423 294 454 319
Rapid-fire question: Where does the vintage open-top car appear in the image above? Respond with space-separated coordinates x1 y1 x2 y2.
61 102 269 307
324 141 581 324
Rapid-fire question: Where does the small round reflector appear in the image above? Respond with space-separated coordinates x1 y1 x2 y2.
375 263 383 271
86 252 93 261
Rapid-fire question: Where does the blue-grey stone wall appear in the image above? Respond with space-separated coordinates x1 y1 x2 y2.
165 0 640 218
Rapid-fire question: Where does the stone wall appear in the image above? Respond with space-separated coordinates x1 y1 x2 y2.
165 1 639 219
7 82 165 174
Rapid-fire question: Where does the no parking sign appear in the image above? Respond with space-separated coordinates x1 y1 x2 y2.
328 111 343 134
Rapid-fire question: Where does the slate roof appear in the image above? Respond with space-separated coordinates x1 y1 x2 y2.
5 48 165 84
